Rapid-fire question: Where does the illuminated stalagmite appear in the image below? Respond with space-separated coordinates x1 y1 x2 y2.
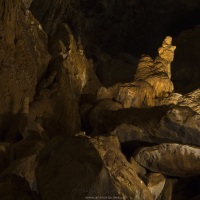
97 36 176 108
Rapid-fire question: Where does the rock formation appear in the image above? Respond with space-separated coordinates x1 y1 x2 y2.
0 1 200 200
97 36 176 108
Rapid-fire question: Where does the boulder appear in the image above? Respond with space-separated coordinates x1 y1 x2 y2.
115 80 155 108
36 135 153 200
5 113 47 143
134 143 200 177
160 179 173 200
1 154 38 191
145 173 166 200
155 93 183 106
129 157 146 177
88 99 123 133
178 89 200 114
10 139 46 160
111 105 200 147
0 174 33 200
0 143 11 173
111 123 153 144
157 106 200 146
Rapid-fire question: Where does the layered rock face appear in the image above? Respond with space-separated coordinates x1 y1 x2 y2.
0 0 200 200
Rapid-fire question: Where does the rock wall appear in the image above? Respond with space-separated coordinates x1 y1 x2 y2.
0 0 50 134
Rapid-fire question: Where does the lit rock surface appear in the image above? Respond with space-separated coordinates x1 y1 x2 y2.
129 157 146 177
157 106 200 146
178 89 200 114
36 135 153 200
146 173 166 200
160 179 172 200
29 23 89 137
0 0 50 134
106 36 176 108
134 143 200 177
110 105 200 147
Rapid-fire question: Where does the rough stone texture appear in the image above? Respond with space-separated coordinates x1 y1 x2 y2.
82 59 103 95
160 179 172 200
36 135 153 200
27 21 92 137
129 157 146 177
157 106 200 146
178 89 200 114
1 154 38 191
155 93 183 107
5 113 47 142
134 143 200 177
10 139 46 159
1 1 200 199
110 106 200 147
0 0 50 133
96 87 113 101
0 174 33 200
145 173 166 200
115 80 155 108
111 123 153 144
104 36 175 108
0 143 11 173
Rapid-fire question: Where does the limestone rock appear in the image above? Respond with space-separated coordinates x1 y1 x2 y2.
134 143 200 177
111 123 153 144
0 143 11 173
29 23 90 137
129 157 147 177
29 68 82 137
0 174 33 200
82 59 102 95
5 113 47 142
157 106 200 146
145 173 166 200
0 0 50 133
160 179 172 200
110 105 200 147
134 55 154 81
178 89 200 114
36 135 153 200
105 36 175 108
96 87 113 101
135 36 175 97
88 99 123 133
115 81 155 108
11 139 46 159
155 93 183 106
1 154 38 191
